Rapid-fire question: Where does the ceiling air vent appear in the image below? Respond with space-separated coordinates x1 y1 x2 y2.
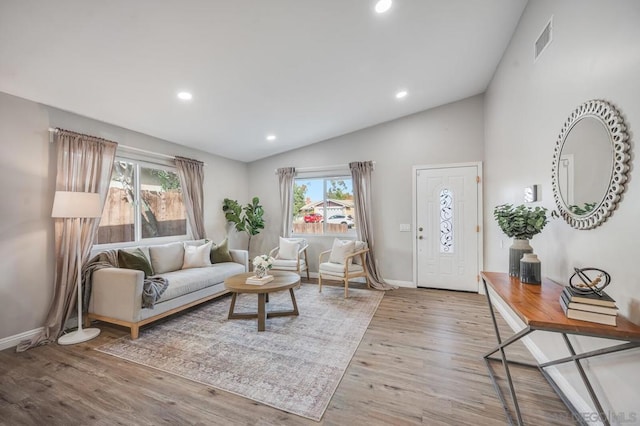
535 17 553 62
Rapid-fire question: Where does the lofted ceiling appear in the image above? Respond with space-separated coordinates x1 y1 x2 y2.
0 0 527 162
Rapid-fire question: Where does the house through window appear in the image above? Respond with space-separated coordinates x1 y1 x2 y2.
293 176 356 235
95 158 188 245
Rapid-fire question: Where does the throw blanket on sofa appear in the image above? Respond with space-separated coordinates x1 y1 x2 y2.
82 250 169 310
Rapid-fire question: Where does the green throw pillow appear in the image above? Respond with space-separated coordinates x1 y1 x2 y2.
118 248 154 277
210 238 234 263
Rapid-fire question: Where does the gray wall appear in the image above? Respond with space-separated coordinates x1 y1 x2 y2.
485 0 640 417
0 91 248 341
247 94 484 282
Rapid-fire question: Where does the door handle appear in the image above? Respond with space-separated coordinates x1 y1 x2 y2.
418 227 424 231
418 235 423 240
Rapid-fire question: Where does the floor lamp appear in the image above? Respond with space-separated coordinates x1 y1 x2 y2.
51 191 103 345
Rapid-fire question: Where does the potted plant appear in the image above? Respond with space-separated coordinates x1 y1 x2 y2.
222 197 265 253
493 204 548 277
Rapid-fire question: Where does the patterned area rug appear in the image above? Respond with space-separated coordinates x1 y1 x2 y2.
96 284 383 421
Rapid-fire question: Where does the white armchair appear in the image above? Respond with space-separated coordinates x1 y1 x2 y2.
318 239 371 298
268 237 310 280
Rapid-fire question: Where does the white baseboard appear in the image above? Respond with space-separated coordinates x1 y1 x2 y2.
386 279 416 288
0 327 44 351
487 287 596 420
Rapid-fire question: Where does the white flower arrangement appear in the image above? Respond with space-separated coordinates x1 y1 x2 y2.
253 254 275 270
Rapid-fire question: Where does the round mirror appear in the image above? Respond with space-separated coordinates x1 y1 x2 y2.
551 100 630 229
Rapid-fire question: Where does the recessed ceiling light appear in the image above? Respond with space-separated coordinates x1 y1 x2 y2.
266 134 277 141
395 90 408 99
177 91 193 101
375 0 392 14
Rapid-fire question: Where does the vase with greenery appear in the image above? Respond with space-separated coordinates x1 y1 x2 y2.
493 204 548 277
222 197 265 252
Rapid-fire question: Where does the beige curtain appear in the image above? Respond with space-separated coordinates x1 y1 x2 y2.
277 167 296 237
350 161 396 290
175 156 206 240
18 129 117 351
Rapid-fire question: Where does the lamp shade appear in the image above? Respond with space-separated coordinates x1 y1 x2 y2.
51 191 103 218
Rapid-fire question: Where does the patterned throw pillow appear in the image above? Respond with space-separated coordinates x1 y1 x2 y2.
118 248 154 277
210 238 234 263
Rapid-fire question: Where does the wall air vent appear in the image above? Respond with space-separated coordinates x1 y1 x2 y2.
534 17 553 62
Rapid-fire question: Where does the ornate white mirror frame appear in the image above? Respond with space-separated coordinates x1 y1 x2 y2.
551 99 630 230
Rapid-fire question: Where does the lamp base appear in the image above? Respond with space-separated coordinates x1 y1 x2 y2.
57 327 101 345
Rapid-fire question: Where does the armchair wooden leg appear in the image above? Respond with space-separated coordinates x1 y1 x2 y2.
365 273 372 289
130 325 139 340
306 267 310 281
344 279 349 298
318 274 323 293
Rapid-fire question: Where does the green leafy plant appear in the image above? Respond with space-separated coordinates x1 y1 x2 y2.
222 197 265 251
493 204 548 240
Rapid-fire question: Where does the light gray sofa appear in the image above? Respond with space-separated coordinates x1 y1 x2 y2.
87 240 248 339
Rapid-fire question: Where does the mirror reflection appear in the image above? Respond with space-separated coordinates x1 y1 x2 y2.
558 116 613 216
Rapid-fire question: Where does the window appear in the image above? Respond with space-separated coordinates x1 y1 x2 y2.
293 176 356 235
95 158 187 245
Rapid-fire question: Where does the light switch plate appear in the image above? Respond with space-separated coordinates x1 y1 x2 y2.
399 224 411 232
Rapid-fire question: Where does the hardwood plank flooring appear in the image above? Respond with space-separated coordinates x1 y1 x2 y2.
0 282 576 425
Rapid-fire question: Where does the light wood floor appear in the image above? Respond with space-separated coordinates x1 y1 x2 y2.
0 282 577 425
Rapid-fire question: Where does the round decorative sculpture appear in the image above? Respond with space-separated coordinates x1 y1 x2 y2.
551 99 630 230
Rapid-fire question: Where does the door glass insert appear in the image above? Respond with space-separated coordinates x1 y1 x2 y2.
440 188 454 253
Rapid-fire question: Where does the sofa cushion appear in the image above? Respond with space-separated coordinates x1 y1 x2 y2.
149 242 185 274
210 238 234 263
319 261 364 277
156 262 245 303
118 248 154 277
182 241 213 269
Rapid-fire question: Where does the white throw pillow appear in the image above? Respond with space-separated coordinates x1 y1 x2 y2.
329 239 355 265
182 241 213 269
277 237 299 260
149 242 185 274
352 241 366 265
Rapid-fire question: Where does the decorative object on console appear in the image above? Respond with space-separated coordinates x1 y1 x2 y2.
551 99 630 230
569 267 612 296
559 268 617 326
52 191 104 345
519 253 541 284
493 204 548 277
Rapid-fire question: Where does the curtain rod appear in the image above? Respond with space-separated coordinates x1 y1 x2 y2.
274 161 375 175
48 127 206 165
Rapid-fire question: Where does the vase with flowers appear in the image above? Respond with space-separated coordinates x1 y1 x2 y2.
494 204 548 278
253 254 275 278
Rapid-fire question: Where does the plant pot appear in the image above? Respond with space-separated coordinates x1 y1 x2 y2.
509 239 533 277
520 253 541 284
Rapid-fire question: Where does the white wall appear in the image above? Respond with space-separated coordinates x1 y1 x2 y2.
247 95 484 283
485 0 640 420
0 91 248 342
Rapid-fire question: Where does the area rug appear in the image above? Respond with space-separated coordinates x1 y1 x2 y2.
96 284 383 421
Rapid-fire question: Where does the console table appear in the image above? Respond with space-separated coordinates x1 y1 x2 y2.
481 271 640 426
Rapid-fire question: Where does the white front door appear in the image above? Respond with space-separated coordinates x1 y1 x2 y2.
414 164 480 292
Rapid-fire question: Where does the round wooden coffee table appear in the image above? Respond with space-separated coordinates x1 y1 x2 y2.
224 271 300 331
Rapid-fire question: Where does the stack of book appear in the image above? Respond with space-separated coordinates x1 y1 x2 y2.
245 275 274 285
559 286 618 326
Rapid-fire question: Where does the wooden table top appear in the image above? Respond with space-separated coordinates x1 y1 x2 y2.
224 271 300 294
481 271 640 342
